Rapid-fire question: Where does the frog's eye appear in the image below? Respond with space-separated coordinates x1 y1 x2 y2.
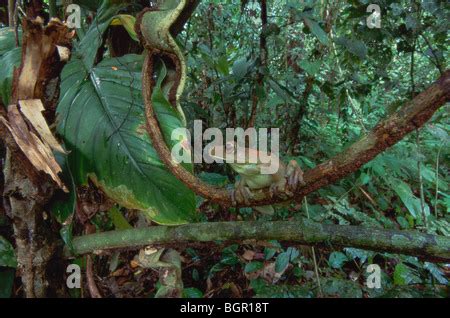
225 142 235 154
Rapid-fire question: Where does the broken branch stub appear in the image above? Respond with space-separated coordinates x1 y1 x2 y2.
11 17 73 114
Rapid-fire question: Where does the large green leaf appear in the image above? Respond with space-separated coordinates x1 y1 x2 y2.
393 263 421 286
0 236 17 268
57 0 195 225
0 28 22 107
336 37 368 60
0 28 21 57
389 178 430 219
73 0 103 12
0 269 15 298
303 17 329 46
57 54 196 225
0 47 21 106
74 0 127 70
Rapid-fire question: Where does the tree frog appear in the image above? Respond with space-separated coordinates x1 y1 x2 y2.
208 142 305 214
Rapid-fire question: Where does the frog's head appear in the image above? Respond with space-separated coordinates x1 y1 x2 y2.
208 141 261 170
208 141 237 162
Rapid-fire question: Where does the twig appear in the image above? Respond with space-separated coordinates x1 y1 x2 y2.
85 224 102 298
304 198 323 297
86 255 103 298
421 34 444 75
434 143 443 217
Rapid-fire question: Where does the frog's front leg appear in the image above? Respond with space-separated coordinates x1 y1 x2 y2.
231 178 254 206
285 160 306 194
269 178 287 198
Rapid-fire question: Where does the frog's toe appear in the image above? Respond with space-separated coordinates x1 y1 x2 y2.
234 185 253 205
269 181 285 198
242 187 254 205
230 189 237 206
269 183 277 198
288 171 299 190
286 161 305 192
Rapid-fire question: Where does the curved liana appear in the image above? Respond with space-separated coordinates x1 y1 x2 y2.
137 0 232 206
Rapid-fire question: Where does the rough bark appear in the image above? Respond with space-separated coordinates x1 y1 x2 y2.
2 151 62 297
1 18 72 298
25 0 46 21
169 0 200 35
11 18 72 118
7 0 15 27
66 219 450 263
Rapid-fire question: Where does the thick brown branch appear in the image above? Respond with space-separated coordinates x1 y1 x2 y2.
295 70 450 203
170 0 201 36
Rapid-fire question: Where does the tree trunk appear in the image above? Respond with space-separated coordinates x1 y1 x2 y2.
1 18 72 298
3 151 63 297
8 0 15 27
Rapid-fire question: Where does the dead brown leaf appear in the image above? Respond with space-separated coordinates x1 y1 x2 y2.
18 99 67 154
242 250 256 261
1 106 67 192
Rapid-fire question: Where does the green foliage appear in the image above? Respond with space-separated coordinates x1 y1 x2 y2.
180 0 449 298
57 54 196 225
182 287 203 298
0 236 16 299
1 0 448 298
0 28 21 56
0 269 15 298
321 278 363 298
0 236 16 268
0 28 21 106
56 1 196 225
394 263 422 286
245 261 264 273
108 206 133 230
0 47 20 106
275 247 299 273
328 252 349 269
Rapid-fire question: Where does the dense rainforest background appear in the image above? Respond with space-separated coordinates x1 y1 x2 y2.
0 0 449 299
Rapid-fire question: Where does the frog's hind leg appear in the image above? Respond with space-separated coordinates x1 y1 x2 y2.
232 179 254 205
269 179 287 198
